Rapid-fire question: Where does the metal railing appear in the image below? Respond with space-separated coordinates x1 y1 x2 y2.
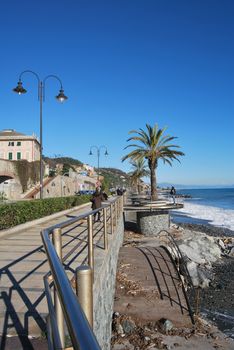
158 230 193 287
41 195 124 349
158 229 197 323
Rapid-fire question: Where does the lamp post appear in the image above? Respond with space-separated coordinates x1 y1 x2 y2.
13 70 68 199
89 145 108 184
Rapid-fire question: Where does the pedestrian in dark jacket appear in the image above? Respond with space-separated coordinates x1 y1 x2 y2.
90 187 105 221
170 186 176 205
116 187 123 196
102 191 108 200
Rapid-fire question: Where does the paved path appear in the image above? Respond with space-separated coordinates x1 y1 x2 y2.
114 246 193 328
0 203 93 348
114 246 234 350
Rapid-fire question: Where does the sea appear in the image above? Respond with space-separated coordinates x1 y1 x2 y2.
170 188 234 232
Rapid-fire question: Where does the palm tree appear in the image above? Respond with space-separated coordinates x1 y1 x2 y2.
128 158 149 194
122 123 184 200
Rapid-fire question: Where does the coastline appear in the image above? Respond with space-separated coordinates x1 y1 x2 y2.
115 193 234 348
170 199 234 339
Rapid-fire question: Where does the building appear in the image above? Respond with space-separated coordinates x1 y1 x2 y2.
0 129 40 162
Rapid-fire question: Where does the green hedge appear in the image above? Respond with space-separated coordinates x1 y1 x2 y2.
0 195 91 230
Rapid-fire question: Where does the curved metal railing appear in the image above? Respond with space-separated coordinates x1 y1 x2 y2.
158 229 199 319
41 195 123 350
158 229 194 287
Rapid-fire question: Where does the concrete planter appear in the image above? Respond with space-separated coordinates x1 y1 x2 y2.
137 210 170 235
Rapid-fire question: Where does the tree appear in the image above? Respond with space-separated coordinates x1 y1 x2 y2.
61 163 71 175
128 158 149 194
122 123 184 200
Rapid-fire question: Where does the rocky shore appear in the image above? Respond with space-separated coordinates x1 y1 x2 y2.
178 222 234 238
177 222 234 338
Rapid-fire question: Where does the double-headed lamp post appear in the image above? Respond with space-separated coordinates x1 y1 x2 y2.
89 145 108 183
13 70 68 199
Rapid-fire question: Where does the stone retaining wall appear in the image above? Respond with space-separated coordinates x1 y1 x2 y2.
93 218 124 350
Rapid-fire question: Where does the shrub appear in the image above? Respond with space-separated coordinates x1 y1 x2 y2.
0 195 91 230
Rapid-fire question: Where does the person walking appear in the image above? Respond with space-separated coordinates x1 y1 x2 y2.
116 187 123 196
170 186 176 205
90 187 105 222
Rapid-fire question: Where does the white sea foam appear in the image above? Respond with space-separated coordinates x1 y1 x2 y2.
174 201 234 231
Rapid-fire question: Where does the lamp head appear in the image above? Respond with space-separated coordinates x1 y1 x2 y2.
56 89 68 102
89 150 93 156
105 150 108 156
13 81 27 95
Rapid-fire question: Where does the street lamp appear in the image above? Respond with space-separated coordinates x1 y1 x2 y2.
89 145 108 183
13 70 68 199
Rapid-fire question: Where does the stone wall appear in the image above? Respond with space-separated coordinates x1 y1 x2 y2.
31 174 97 199
137 210 169 235
93 218 124 350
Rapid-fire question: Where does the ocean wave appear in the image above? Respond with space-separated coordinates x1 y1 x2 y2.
175 202 234 231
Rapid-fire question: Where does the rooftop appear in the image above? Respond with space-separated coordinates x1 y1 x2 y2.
0 130 39 144
0 129 26 137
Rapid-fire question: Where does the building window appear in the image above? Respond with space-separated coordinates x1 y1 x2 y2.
8 142 14 146
8 152 13 160
17 141 21 146
17 152 21 160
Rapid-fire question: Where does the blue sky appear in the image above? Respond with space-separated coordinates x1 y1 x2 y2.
1 0 233 186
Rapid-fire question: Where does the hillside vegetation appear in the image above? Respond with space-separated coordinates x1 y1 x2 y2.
43 156 83 168
99 167 129 189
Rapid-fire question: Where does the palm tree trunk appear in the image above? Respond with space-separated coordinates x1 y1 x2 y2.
150 166 158 200
137 181 141 194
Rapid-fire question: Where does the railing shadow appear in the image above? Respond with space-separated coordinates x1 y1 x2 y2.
0 291 34 350
0 245 47 349
137 246 194 323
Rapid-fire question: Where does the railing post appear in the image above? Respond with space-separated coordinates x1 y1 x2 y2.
88 214 94 270
52 228 65 348
46 315 54 350
110 204 114 234
103 207 108 250
76 266 93 327
117 198 119 219
115 201 117 228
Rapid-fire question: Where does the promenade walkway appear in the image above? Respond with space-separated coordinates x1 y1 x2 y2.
0 202 92 348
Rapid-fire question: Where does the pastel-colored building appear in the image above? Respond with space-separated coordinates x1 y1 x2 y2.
0 129 40 162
